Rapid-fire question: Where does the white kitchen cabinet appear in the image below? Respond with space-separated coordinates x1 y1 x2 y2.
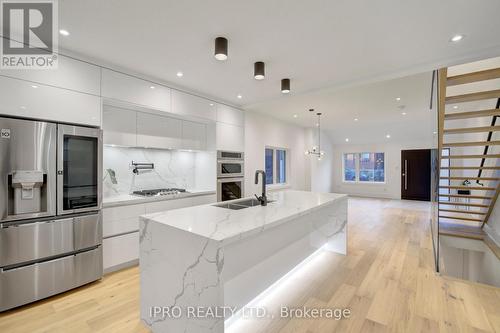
0 55 101 96
182 120 207 150
0 75 101 127
172 90 216 121
136 112 182 149
216 104 244 127
102 203 145 238
101 68 171 112
216 122 244 152
102 105 137 146
103 232 139 273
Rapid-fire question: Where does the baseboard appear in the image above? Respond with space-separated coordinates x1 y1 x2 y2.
104 259 139 275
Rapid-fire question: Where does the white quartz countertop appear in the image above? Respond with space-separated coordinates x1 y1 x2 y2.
141 190 347 244
103 189 216 208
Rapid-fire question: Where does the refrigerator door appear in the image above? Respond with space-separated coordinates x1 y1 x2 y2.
0 117 57 222
57 125 102 215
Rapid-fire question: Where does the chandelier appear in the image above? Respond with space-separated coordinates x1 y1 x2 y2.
305 109 325 161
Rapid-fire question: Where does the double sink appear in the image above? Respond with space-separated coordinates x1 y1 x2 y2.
213 198 274 210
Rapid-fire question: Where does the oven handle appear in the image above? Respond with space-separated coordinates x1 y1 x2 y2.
217 177 244 183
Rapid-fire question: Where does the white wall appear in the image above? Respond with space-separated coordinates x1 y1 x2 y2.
244 112 309 196
330 139 434 199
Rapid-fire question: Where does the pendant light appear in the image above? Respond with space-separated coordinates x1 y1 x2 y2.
214 37 228 61
281 78 290 93
254 61 265 80
305 109 325 160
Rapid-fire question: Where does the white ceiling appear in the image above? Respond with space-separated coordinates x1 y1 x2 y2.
57 0 500 107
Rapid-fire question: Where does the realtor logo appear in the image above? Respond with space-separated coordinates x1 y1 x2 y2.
1 0 58 69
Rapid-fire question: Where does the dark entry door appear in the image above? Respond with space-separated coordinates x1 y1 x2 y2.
401 149 431 201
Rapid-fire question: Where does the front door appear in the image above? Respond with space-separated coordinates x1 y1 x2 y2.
401 149 431 201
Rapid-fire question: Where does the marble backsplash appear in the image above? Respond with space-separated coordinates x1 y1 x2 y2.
103 146 215 198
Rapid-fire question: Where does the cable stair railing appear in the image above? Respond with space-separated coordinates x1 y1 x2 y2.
436 65 500 245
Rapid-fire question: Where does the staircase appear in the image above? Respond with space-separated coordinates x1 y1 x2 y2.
436 65 500 245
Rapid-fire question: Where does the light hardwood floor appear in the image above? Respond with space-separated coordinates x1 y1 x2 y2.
1 197 500 332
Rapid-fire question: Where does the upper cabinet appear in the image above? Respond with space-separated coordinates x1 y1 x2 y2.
0 75 101 127
136 112 182 149
102 106 137 146
216 104 244 127
171 90 216 121
101 69 171 112
182 121 207 150
0 55 101 96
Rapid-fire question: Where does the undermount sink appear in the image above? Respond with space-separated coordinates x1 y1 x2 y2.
213 198 275 210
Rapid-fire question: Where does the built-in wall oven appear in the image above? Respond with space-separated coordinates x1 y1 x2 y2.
217 151 244 201
0 117 102 311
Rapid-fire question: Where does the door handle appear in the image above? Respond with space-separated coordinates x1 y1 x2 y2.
404 160 408 190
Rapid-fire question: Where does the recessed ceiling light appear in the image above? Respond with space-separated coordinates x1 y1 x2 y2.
396 97 401 101
401 112 407 116
59 29 70 36
237 94 242 99
386 134 391 139
20 106 26 109
450 34 464 42
316 123 319 127
453 105 458 109
150 86 155 89
209 103 214 106
176 71 183 77
293 114 298 118
433 131 437 135
214 37 228 61
31 85 38 88
354 118 359 121
345 138 349 142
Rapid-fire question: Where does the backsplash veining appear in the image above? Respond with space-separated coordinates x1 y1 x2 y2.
103 146 215 198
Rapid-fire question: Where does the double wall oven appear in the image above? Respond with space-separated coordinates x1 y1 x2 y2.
0 117 103 311
217 151 244 202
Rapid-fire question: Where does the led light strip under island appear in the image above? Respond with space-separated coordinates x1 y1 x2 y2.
139 190 348 332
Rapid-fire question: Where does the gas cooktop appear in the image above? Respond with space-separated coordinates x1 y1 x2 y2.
132 188 187 197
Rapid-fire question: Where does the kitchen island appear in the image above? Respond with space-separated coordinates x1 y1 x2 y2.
140 190 348 333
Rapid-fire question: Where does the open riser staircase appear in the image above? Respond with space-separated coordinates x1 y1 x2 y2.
437 64 500 242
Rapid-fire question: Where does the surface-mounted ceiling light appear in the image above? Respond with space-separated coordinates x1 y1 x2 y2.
176 71 183 77
386 134 391 139
293 114 298 118
59 29 70 36
281 78 291 94
345 138 349 142
254 62 265 80
150 86 155 89
214 37 228 61
354 118 359 121
450 34 464 42
396 97 401 101
237 94 242 99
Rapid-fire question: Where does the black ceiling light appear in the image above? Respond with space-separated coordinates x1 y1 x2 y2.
214 37 228 61
281 78 290 94
254 61 265 80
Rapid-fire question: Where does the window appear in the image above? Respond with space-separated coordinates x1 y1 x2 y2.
265 147 288 185
343 152 385 183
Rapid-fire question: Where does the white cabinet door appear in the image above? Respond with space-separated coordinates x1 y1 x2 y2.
216 104 244 126
136 112 182 149
216 122 244 152
172 90 216 121
101 69 171 112
103 232 139 271
0 55 101 95
102 106 137 146
182 120 207 150
102 203 145 238
0 76 101 127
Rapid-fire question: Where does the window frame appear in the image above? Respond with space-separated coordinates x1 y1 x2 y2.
342 152 386 184
265 146 290 187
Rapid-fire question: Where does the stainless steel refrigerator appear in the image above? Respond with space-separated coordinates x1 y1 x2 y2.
0 116 103 311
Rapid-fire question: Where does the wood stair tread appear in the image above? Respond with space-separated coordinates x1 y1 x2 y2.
439 222 485 240
440 177 500 181
445 89 500 104
440 166 500 170
443 126 500 134
444 109 500 120
439 215 483 222
439 194 492 200
438 201 489 208
438 208 486 215
439 185 495 191
443 141 500 147
441 154 500 159
447 68 500 86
